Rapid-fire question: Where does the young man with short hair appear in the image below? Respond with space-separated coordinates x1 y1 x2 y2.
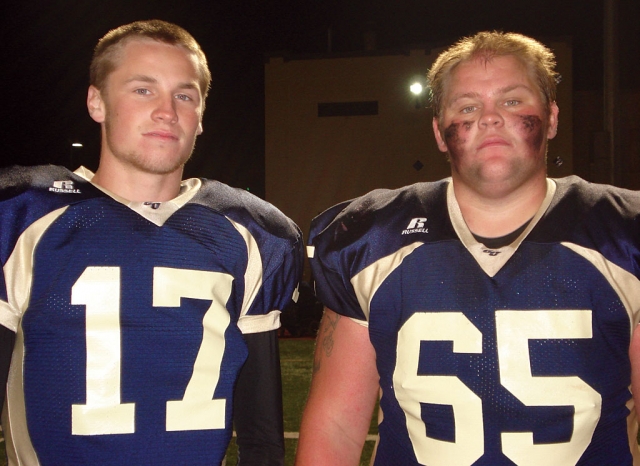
297 31 640 465
0 20 302 465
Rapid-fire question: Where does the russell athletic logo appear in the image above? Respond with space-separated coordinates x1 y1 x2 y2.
49 180 81 194
402 217 428 235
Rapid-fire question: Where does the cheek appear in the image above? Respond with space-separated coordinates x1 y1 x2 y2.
517 115 545 152
179 110 203 134
444 121 473 156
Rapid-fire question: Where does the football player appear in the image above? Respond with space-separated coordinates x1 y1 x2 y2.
296 31 640 465
0 20 302 465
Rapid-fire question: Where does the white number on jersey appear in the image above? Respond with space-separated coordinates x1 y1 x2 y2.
71 266 232 435
393 310 601 466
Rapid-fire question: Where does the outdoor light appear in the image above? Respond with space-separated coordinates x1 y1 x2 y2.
69 142 83 168
409 82 423 95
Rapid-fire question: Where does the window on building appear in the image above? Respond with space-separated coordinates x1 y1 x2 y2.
317 101 378 117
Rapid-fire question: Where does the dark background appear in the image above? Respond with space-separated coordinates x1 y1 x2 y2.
1 0 637 197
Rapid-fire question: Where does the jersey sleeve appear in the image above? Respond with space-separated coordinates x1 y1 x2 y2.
233 330 284 465
193 181 305 335
308 182 451 323
307 200 369 322
0 325 15 411
232 214 304 335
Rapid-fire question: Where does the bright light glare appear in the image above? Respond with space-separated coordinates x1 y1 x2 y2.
409 82 423 95
72 143 83 147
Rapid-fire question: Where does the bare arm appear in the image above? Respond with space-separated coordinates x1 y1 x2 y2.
295 308 380 466
630 324 640 419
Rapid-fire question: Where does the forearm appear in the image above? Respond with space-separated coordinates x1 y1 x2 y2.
234 329 284 465
295 309 379 466
296 399 370 466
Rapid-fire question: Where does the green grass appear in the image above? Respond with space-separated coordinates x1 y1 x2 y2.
280 337 317 431
0 338 377 466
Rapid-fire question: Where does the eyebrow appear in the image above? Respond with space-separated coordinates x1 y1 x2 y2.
125 74 200 92
448 84 535 106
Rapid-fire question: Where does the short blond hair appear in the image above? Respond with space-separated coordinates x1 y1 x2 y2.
427 31 559 121
90 19 211 101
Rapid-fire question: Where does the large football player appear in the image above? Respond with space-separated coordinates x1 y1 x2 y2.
0 20 302 465
296 31 640 465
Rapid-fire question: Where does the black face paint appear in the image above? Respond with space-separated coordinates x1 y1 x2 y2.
443 122 461 144
444 121 473 146
518 114 544 152
444 120 472 161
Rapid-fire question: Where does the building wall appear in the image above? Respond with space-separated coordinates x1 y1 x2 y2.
616 90 640 189
572 89 640 188
265 42 574 257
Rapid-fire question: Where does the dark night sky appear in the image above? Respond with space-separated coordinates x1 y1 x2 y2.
1 0 635 198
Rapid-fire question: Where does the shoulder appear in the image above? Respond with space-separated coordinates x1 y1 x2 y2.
310 180 450 247
535 176 640 266
554 176 640 207
550 176 640 221
0 165 77 197
0 165 103 264
190 179 301 242
0 164 100 210
336 180 448 218
308 182 449 320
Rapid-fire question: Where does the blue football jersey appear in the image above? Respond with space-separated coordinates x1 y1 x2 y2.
308 176 640 465
0 165 302 465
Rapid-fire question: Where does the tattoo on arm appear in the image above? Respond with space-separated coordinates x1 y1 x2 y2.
313 311 341 373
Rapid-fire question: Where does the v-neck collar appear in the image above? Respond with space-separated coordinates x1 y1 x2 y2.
74 166 201 227
446 178 557 277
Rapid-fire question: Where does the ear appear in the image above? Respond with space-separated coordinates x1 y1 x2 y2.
87 85 106 123
546 101 559 140
196 121 203 136
432 117 448 153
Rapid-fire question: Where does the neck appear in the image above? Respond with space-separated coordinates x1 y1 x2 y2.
452 173 547 238
92 159 184 203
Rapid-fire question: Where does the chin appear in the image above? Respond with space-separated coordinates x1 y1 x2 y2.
130 153 191 176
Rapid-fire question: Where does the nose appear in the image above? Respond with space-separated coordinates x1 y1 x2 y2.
478 105 504 128
152 94 178 124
